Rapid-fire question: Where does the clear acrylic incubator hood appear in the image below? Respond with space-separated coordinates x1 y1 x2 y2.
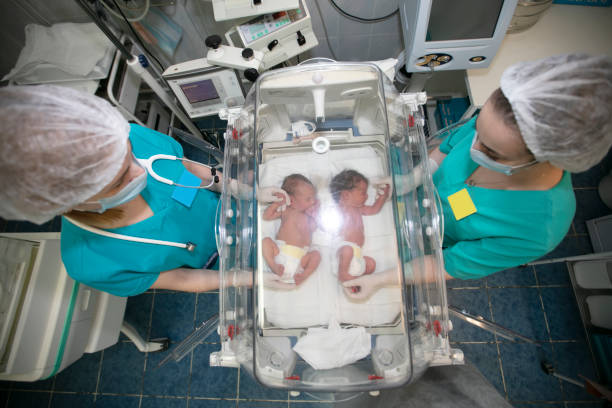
202 61 462 394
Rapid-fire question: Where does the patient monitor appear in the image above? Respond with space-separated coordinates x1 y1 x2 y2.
399 0 518 72
162 58 244 119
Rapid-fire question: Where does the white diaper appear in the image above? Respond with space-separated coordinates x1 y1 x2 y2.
337 241 366 277
274 240 307 283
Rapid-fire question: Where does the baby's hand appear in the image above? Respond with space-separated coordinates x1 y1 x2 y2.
372 176 392 199
273 192 287 210
376 183 391 202
380 183 390 197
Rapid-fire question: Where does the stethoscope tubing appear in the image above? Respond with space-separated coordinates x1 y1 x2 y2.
68 155 221 252
138 154 218 189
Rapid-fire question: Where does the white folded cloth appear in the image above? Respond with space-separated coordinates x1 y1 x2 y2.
293 317 371 370
3 23 112 83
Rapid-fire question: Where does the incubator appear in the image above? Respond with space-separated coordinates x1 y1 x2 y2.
212 61 462 393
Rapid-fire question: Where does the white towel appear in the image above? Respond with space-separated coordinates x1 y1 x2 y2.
3 23 112 83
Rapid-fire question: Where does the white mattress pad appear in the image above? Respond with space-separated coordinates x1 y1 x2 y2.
258 144 403 328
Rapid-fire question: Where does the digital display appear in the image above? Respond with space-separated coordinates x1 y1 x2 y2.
179 79 219 104
427 0 504 41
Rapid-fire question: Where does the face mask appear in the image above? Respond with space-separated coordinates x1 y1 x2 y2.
92 156 148 213
469 131 537 176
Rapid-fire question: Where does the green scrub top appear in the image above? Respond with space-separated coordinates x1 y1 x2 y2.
433 117 576 280
61 124 219 296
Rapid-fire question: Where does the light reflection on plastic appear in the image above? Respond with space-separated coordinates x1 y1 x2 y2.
318 205 342 234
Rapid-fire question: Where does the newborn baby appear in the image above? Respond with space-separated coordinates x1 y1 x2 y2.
330 169 390 283
262 174 321 285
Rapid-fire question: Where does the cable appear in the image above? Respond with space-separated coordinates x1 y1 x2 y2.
314 0 338 60
329 0 399 23
100 0 150 22
108 0 166 72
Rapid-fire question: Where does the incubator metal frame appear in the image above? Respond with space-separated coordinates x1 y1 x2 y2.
212 61 462 393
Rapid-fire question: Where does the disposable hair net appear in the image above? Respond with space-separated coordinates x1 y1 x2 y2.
0 85 130 224
500 53 612 173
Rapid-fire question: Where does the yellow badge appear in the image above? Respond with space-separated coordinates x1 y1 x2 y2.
447 188 477 221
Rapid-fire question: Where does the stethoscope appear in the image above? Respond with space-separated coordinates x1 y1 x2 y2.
65 155 221 252
137 154 220 189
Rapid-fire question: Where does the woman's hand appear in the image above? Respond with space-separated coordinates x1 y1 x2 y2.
225 268 253 287
257 186 290 205
341 268 400 300
262 272 298 290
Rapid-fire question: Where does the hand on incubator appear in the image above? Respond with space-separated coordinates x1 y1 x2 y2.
262 271 302 290
224 268 253 288
330 169 390 285
341 268 400 300
256 186 291 209
393 157 440 196
261 174 321 286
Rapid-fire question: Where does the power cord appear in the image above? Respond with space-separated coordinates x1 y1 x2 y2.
329 0 399 23
313 0 339 60
100 0 150 22
108 0 166 72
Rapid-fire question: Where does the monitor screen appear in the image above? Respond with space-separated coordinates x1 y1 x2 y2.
180 79 220 104
427 0 504 41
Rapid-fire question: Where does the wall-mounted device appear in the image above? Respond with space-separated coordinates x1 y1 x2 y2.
205 35 264 82
399 0 518 72
212 0 298 22
225 0 318 70
162 58 245 119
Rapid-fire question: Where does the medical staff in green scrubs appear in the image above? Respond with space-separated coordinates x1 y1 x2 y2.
60 124 221 296
344 53 612 297
433 115 575 280
0 85 252 295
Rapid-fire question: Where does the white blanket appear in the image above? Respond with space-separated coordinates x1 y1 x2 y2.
259 144 402 328
3 23 113 84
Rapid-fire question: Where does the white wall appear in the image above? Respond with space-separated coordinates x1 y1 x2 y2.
305 0 404 62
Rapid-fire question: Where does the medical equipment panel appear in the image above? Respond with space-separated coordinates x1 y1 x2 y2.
212 0 299 21
162 58 245 119
225 0 318 69
399 0 518 71
213 61 461 394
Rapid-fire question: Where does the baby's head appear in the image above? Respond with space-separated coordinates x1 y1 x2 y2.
330 169 369 207
281 174 317 212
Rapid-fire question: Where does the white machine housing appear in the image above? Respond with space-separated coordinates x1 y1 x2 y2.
399 0 518 72
0 233 126 381
225 0 319 70
162 58 245 119
212 0 298 21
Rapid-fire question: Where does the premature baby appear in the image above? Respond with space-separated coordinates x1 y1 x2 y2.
262 174 321 285
330 169 390 283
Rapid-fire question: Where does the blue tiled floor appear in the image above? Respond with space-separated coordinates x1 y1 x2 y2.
1 139 611 408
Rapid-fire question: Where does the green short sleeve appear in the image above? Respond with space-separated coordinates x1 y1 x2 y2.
443 236 549 280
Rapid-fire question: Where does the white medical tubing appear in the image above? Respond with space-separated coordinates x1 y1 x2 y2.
64 216 195 251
